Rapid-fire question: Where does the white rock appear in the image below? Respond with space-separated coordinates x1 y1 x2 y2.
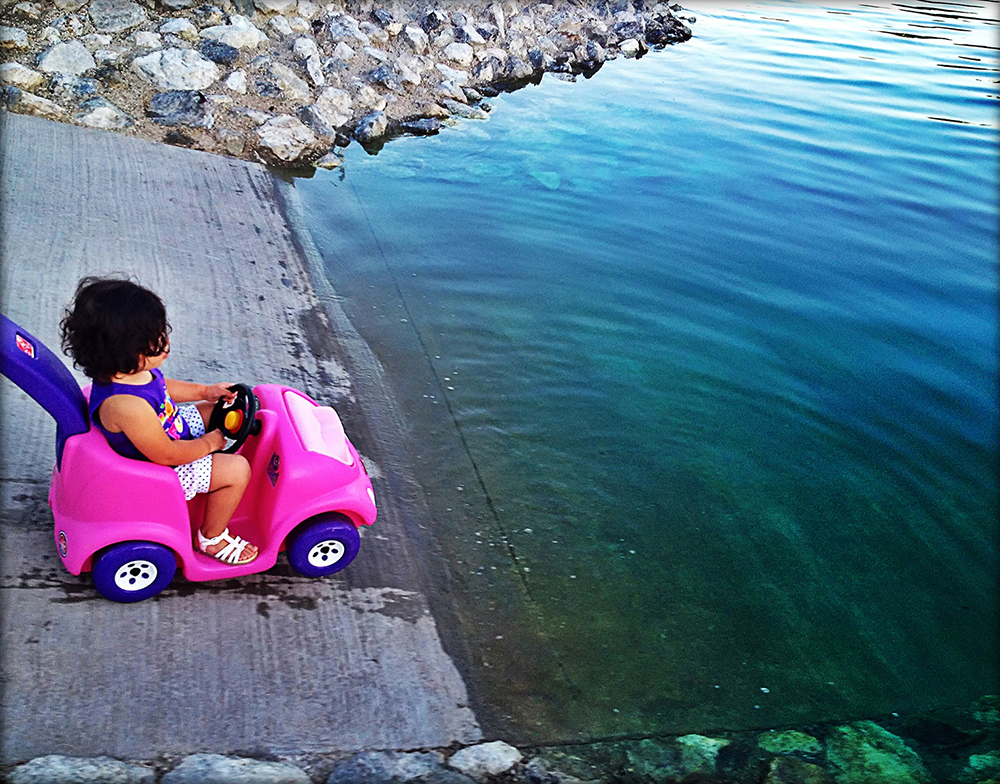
94 48 121 65
159 18 198 42
75 97 131 129
332 41 355 60
223 69 247 94
255 0 296 12
313 86 352 127
363 45 389 62
326 13 369 45
297 0 319 20
255 114 320 162
132 47 220 90
134 30 162 49
459 24 487 44
38 40 96 75
292 36 319 59
269 15 293 36
619 37 640 57
0 62 45 90
395 55 421 85
401 24 428 54
199 15 268 49
448 742 523 783
443 41 474 67
353 109 387 142
0 26 29 49
268 60 311 102
7 90 68 121
80 33 112 51
435 62 469 85
293 37 324 85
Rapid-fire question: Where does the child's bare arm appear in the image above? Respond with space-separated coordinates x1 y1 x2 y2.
99 394 225 465
165 378 235 404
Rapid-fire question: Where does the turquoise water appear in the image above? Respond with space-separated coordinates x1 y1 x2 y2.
298 1 999 739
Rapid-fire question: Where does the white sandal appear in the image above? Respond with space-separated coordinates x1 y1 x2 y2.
197 527 258 565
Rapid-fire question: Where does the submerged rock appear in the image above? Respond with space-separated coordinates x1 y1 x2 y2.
448 741 523 782
826 721 933 784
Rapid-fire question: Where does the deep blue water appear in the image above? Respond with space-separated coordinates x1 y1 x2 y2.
299 0 998 736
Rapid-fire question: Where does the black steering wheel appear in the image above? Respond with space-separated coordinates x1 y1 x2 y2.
208 383 261 454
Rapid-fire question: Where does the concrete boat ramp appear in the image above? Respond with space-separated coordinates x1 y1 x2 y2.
0 112 482 767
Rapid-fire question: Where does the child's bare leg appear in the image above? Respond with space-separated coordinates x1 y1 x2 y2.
195 400 214 428
200 453 257 561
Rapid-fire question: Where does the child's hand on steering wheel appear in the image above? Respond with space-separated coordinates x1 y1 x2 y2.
203 382 236 403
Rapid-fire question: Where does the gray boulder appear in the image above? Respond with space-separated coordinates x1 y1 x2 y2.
88 0 147 34
147 90 213 126
161 754 309 784
8 755 154 784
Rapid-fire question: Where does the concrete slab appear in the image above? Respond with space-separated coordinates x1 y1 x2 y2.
0 112 481 763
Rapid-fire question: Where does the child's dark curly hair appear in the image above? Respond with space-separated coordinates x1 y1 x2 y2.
60 277 171 382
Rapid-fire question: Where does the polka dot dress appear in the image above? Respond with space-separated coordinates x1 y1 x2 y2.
174 405 212 500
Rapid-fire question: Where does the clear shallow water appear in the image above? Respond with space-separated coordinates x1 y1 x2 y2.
299 1 999 738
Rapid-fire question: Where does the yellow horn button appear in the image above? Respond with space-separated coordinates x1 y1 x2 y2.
224 410 244 432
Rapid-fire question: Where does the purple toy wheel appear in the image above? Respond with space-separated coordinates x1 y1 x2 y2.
92 541 176 603
287 514 360 578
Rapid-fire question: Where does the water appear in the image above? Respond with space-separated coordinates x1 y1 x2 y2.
297 0 999 739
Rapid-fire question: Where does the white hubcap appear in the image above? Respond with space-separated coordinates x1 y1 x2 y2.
114 560 158 592
307 540 345 568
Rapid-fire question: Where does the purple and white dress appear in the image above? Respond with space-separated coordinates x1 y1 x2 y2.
89 368 212 500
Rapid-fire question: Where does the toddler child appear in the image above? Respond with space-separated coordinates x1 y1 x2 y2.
60 276 258 565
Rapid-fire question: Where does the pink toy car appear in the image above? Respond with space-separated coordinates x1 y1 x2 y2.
1 314 377 602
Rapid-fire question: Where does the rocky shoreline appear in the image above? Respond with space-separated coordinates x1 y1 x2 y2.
2 696 999 783
0 0 693 168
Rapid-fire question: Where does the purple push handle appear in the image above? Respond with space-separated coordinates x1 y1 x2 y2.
0 314 89 469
